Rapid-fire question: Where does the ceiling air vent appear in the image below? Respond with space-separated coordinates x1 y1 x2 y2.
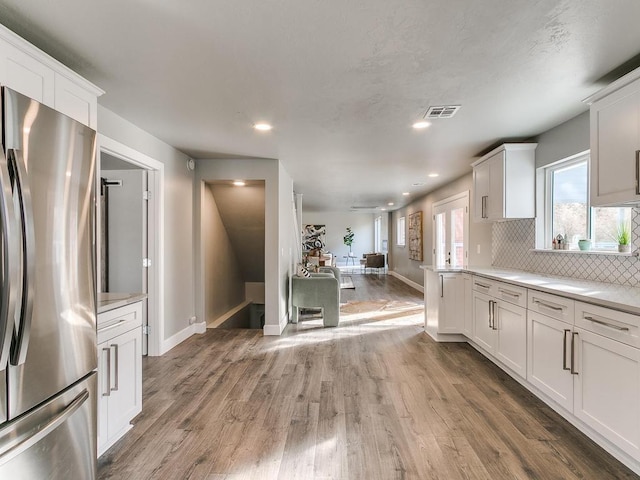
425 105 461 119
350 206 377 210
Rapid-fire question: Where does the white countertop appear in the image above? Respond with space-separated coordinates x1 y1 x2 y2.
420 265 640 315
98 292 147 314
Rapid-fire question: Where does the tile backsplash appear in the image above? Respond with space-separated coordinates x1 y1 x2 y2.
491 208 640 287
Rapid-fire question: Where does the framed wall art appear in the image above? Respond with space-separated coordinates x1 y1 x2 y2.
408 212 423 261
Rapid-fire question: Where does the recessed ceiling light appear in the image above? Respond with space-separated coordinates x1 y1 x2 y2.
233 180 246 186
254 123 272 131
381 208 387 211
428 173 439 178
388 202 394 206
402 192 410 196
412 121 431 129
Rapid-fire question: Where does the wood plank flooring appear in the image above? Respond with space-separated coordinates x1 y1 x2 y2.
98 273 638 479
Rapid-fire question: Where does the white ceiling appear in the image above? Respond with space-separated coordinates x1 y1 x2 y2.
1 1 640 211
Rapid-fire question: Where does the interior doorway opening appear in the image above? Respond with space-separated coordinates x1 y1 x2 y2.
98 136 163 356
201 180 266 329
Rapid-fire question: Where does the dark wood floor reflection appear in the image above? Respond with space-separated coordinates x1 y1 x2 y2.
98 273 637 479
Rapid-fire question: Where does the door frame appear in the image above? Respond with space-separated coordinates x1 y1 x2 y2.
432 190 469 268
97 135 164 357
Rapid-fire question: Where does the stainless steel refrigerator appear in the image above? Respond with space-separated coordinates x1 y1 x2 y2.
0 87 97 478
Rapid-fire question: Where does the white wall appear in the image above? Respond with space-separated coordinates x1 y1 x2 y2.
278 166 295 332
535 111 589 168
195 158 294 335
301 211 375 263
98 106 196 344
203 185 246 324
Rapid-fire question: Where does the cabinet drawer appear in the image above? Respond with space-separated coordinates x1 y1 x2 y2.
528 290 574 324
493 281 527 308
575 301 640 348
473 276 495 294
98 302 143 343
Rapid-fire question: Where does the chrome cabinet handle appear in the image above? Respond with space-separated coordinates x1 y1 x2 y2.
9 150 35 366
481 195 488 218
571 332 578 375
562 329 570 371
0 149 18 370
532 299 563 312
491 301 497 330
103 348 111 397
475 282 491 290
440 274 444 298
583 316 630 332
498 288 520 298
636 150 640 195
111 344 119 392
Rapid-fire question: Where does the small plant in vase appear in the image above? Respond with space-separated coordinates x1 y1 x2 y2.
617 223 631 253
343 227 355 258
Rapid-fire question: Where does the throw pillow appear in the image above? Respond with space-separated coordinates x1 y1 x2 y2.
297 264 311 277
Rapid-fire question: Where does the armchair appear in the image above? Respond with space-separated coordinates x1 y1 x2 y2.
362 253 385 274
291 269 340 327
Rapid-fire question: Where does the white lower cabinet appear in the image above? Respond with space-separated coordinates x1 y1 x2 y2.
494 300 527 378
472 282 527 379
573 327 640 460
97 302 143 457
527 310 574 411
462 274 473 338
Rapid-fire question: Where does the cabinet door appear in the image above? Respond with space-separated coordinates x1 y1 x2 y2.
462 274 473 338
573 328 640 460
473 161 490 222
107 327 143 440
0 41 54 106
54 73 97 128
494 301 527 378
472 291 495 354
527 311 573 410
97 340 110 456
439 274 463 334
486 152 505 220
590 80 640 206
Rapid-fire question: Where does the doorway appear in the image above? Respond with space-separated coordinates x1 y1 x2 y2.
433 191 469 268
98 135 164 356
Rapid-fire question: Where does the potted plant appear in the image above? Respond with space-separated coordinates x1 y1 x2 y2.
578 239 591 251
343 227 355 255
617 223 631 253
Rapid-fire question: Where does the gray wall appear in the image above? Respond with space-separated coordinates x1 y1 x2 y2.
535 111 589 168
98 105 196 340
301 211 375 263
203 185 245 323
390 174 493 286
104 169 144 293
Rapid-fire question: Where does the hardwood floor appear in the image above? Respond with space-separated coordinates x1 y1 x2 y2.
98 274 638 479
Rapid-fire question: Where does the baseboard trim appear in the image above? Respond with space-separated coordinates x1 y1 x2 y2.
389 270 424 293
207 300 252 329
160 323 201 355
264 312 288 336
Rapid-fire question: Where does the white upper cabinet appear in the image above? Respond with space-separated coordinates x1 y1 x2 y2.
0 40 55 107
586 69 640 206
0 24 102 128
471 143 537 222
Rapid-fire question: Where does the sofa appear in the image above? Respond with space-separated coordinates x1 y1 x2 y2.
291 266 340 327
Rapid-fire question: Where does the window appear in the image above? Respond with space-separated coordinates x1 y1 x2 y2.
541 152 631 251
396 216 406 246
374 216 381 252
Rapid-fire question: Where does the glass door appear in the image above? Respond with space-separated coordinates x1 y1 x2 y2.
433 192 469 268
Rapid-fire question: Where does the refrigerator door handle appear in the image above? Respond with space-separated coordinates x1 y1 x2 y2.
0 389 89 465
0 149 19 369
8 149 35 366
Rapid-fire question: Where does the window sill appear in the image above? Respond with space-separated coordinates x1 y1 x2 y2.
530 249 636 257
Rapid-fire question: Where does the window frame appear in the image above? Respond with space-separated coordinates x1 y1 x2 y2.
536 150 631 252
396 216 406 246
